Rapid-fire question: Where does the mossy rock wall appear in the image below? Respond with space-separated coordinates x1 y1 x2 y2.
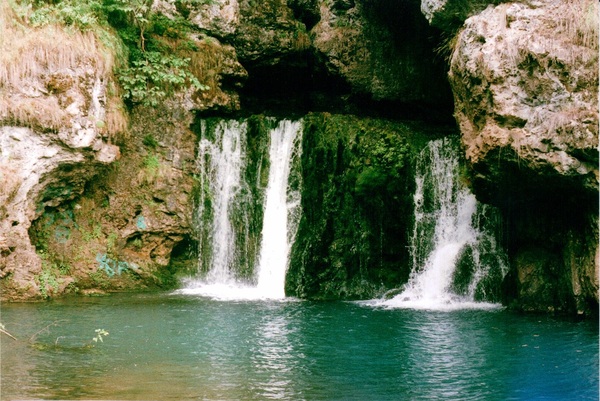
286 113 441 299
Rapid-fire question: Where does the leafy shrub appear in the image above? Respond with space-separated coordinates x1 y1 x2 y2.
36 267 60 299
118 51 207 107
27 0 104 30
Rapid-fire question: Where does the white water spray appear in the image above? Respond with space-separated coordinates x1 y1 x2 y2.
374 138 507 311
181 119 302 300
196 120 247 284
255 120 303 298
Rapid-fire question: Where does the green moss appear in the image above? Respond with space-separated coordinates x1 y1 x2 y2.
142 134 159 148
287 113 442 300
88 271 111 290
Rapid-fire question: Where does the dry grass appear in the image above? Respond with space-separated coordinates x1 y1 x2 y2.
0 0 127 140
188 39 225 101
559 0 598 50
496 0 599 72
105 97 129 143
0 8 110 89
158 35 240 105
0 96 70 131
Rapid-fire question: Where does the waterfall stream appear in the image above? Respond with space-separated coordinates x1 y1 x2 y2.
375 137 508 310
182 123 506 306
197 120 247 285
181 119 302 300
255 120 303 298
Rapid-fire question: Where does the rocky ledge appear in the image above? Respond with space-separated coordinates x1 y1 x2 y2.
446 0 598 314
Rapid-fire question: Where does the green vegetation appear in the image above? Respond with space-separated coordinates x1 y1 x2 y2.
138 153 162 184
5 0 212 110
81 223 103 242
26 0 109 30
35 263 61 299
144 153 160 172
104 0 210 106
131 237 143 250
142 133 159 149
118 50 206 107
287 113 422 300
106 231 119 257
88 270 111 289
27 325 110 351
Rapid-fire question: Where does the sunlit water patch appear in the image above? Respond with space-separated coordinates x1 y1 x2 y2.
360 297 504 312
175 284 300 302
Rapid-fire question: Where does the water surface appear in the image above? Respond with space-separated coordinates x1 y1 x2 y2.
1 293 597 400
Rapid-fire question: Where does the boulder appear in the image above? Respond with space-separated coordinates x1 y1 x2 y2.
447 0 599 313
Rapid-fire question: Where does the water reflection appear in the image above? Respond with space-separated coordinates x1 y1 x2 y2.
250 308 299 399
403 312 500 400
0 295 597 400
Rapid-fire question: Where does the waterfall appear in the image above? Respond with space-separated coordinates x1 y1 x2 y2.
377 137 508 310
196 120 248 285
181 119 302 300
255 120 303 298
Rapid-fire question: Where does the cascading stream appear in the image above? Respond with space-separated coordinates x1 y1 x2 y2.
255 120 303 298
375 137 508 310
181 119 302 300
196 120 247 285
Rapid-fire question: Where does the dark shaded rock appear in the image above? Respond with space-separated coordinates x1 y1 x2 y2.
286 113 440 300
312 0 452 107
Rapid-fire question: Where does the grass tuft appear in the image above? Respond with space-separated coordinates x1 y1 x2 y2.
0 0 127 140
560 0 598 50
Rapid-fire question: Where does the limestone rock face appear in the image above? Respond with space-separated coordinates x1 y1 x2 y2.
188 0 310 65
420 0 491 31
189 0 240 37
189 36 248 112
186 0 451 111
0 72 121 300
447 0 599 313
154 1 249 113
0 6 124 299
450 1 598 188
83 103 197 285
420 0 457 28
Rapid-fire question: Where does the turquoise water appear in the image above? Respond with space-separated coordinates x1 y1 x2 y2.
1 293 598 400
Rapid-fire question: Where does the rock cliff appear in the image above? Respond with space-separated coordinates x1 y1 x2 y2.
1 0 597 314
0 5 122 299
445 0 598 313
186 0 452 116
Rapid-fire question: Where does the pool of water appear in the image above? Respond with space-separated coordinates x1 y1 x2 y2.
1 293 598 400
